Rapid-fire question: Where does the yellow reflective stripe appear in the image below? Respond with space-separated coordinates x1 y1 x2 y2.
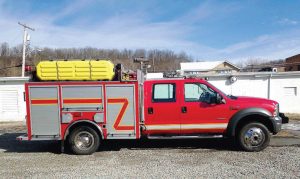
31 98 57 100
31 104 57 106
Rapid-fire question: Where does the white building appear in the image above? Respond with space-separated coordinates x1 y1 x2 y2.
180 61 240 75
0 77 29 122
203 71 300 113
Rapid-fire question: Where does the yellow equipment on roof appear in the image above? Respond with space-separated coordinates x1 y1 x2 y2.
36 60 115 81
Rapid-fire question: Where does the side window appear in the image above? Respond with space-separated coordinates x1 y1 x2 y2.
184 83 215 102
185 83 203 102
152 83 176 102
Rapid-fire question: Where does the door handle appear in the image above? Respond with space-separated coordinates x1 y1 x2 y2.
148 107 154 114
181 106 187 113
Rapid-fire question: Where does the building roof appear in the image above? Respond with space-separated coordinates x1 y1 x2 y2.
0 77 29 82
286 54 300 60
286 54 300 63
180 61 240 71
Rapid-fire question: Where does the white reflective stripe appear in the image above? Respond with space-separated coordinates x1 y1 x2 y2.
146 125 180 130
181 123 228 129
145 123 228 130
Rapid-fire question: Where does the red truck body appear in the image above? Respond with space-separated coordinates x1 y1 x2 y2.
143 78 279 135
18 77 285 154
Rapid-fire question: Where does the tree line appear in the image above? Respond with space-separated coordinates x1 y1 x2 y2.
1 42 287 77
0 42 192 76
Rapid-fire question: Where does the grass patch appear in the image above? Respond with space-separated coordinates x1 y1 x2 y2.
285 113 300 121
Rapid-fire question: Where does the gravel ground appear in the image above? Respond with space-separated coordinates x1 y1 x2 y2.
0 122 299 178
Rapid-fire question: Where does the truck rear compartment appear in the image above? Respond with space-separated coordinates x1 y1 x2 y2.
24 81 139 141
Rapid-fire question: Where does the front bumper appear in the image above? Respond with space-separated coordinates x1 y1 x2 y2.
271 113 289 134
271 116 282 134
279 113 289 124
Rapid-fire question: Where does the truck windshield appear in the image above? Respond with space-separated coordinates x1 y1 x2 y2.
205 82 238 99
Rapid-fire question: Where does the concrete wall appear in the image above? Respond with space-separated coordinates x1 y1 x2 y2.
0 77 29 122
205 72 300 113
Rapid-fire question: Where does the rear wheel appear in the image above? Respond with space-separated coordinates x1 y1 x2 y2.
237 122 270 152
68 126 100 155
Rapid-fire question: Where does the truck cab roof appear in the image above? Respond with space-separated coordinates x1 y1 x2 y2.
145 77 207 83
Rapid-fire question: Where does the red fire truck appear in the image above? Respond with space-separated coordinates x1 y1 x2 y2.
18 60 288 155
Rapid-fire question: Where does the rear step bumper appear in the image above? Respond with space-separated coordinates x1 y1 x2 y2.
16 134 28 141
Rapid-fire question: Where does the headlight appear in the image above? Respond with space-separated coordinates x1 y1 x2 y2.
273 104 279 117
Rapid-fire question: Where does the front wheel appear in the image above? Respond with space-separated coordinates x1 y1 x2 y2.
237 122 270 152
68 126 100 155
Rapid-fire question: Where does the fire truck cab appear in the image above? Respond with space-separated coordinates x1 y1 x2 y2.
18 61 287 155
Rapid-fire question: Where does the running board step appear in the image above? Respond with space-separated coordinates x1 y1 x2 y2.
17 134 60 141
147 135 223 140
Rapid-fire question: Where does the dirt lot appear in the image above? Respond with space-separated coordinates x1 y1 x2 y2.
0 122 299 178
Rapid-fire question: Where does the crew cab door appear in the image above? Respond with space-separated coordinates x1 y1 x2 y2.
180 81 232 134
144 81 181 134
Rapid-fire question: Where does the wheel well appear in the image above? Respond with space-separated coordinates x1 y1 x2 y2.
234 114 273 135
65 121 103 141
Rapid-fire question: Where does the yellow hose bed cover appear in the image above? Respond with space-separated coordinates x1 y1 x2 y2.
36 60 115 81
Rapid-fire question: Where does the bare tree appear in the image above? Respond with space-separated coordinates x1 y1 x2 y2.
0 42 193 76
0 42 10 56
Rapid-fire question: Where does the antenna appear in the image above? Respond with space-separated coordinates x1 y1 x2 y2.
133 57 149 73
18 22 35 77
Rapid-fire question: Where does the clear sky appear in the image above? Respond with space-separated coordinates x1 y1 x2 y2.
0 0 300 61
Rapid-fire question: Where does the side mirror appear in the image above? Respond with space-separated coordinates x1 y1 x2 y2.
200 92 226 104
200 92 213 104
216 93 226 104
216 94 221 104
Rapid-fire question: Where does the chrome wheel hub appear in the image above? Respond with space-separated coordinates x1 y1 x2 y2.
244 127 265 147
74 131 95 150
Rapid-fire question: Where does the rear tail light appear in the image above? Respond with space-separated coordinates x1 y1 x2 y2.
25 65 32 72
129 73 137 80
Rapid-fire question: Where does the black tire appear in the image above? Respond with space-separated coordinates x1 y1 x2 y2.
237 122 270 152
68 126 100 155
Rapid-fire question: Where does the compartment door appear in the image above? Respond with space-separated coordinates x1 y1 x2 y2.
106 85 136 139
29 86 60 137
